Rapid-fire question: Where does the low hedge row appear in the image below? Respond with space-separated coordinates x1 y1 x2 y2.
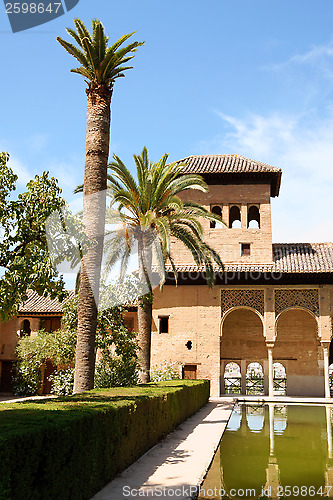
0 380 209 500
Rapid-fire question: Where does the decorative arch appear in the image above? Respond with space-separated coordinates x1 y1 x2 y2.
248 205 260 229
229 205 241 228
210 205 222 229
274 307 320 379
220 305 264 337
221 308 267 361
275 305 319 329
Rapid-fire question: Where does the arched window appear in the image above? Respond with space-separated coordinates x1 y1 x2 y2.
20 319 31 338
248 205 260 229
229 205 241 228
210 205 222 229
224 362 241 394
246 362 264 395
273 362 287 396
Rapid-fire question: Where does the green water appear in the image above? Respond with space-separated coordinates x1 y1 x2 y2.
198 404 333 500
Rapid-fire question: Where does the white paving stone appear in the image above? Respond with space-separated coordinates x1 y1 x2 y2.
92 398 235 500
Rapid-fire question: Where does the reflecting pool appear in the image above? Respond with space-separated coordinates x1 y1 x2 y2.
198 404 333 500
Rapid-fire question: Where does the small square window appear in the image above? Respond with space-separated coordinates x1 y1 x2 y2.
241 243 251 256
159 316 169 333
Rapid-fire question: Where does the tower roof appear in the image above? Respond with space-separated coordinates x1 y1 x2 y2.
175 154 282 197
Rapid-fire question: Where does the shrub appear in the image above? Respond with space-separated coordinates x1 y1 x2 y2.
151 361 182 382
49 367 74 396
0 380 210 500
13 329 76 397
95 352 138 388
12 362 41 396
14 289 139 395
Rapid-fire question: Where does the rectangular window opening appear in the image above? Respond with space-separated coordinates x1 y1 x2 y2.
159 316 169 333
241 243 251 256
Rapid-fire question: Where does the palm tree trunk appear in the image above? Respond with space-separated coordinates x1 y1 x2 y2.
73 84 111 393
137 294 153 383
137 233 153 384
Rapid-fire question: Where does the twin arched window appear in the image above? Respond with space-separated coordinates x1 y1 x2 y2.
210 205 222 228
248 205 260 229
229 206 241 228
210 204 261 229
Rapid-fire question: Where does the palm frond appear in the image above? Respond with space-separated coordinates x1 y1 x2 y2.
56 37 90 69
58 19 143 86
105 148 225 292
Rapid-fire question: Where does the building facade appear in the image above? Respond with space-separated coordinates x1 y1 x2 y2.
0 291 74 392
150 154 333 397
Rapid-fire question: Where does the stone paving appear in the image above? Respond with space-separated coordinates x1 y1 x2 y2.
92 398 235 500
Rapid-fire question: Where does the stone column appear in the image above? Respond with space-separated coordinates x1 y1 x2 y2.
322 342 330 399
267 343 274 397
241 204 247 229
241 359 247 395
269 403 275 455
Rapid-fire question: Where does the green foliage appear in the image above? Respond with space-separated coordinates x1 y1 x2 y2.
14 328 77 396
12 362 42 396
105 147 225 288
95 352 138 388
0 152 67 321
0 381 209 500
14 284 139 395
57 19 144 88
49 368 75 396
150 361 182 382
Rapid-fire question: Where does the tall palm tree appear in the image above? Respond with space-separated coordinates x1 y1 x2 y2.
57 19 143 392
105 147 225 383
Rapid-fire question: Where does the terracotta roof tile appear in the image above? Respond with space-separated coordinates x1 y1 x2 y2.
175 154 281 175
273 243 333 273
174 154 282 197
164 243 333 275
18 290 76 315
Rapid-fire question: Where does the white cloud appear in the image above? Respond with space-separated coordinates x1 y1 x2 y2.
7 156 32 186
26 133 49 153
201 110 333 243
265 40 333 75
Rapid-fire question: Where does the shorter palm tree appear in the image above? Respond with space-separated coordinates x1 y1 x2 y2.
105 147 225 383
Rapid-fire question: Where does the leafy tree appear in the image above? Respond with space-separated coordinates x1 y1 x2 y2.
0 152 67 321
13 328 76 396
57 19 143 393
14 286 139 396
105 147 225 383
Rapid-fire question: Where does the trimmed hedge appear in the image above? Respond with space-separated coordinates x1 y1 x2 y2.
0 380 209 500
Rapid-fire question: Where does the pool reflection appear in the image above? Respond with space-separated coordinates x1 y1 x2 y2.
198 404 333 500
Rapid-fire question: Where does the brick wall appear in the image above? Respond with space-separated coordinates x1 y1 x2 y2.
151 285 221 395
171 183 273 264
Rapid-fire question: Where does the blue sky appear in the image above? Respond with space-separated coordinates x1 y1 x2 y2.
0 0 333 244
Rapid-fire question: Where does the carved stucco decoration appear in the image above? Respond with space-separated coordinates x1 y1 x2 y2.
274 289 319 317
221 289 265 317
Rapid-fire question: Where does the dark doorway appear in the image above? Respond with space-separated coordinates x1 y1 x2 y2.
42 360 56 394
182 364 197 380
0 361 14 392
